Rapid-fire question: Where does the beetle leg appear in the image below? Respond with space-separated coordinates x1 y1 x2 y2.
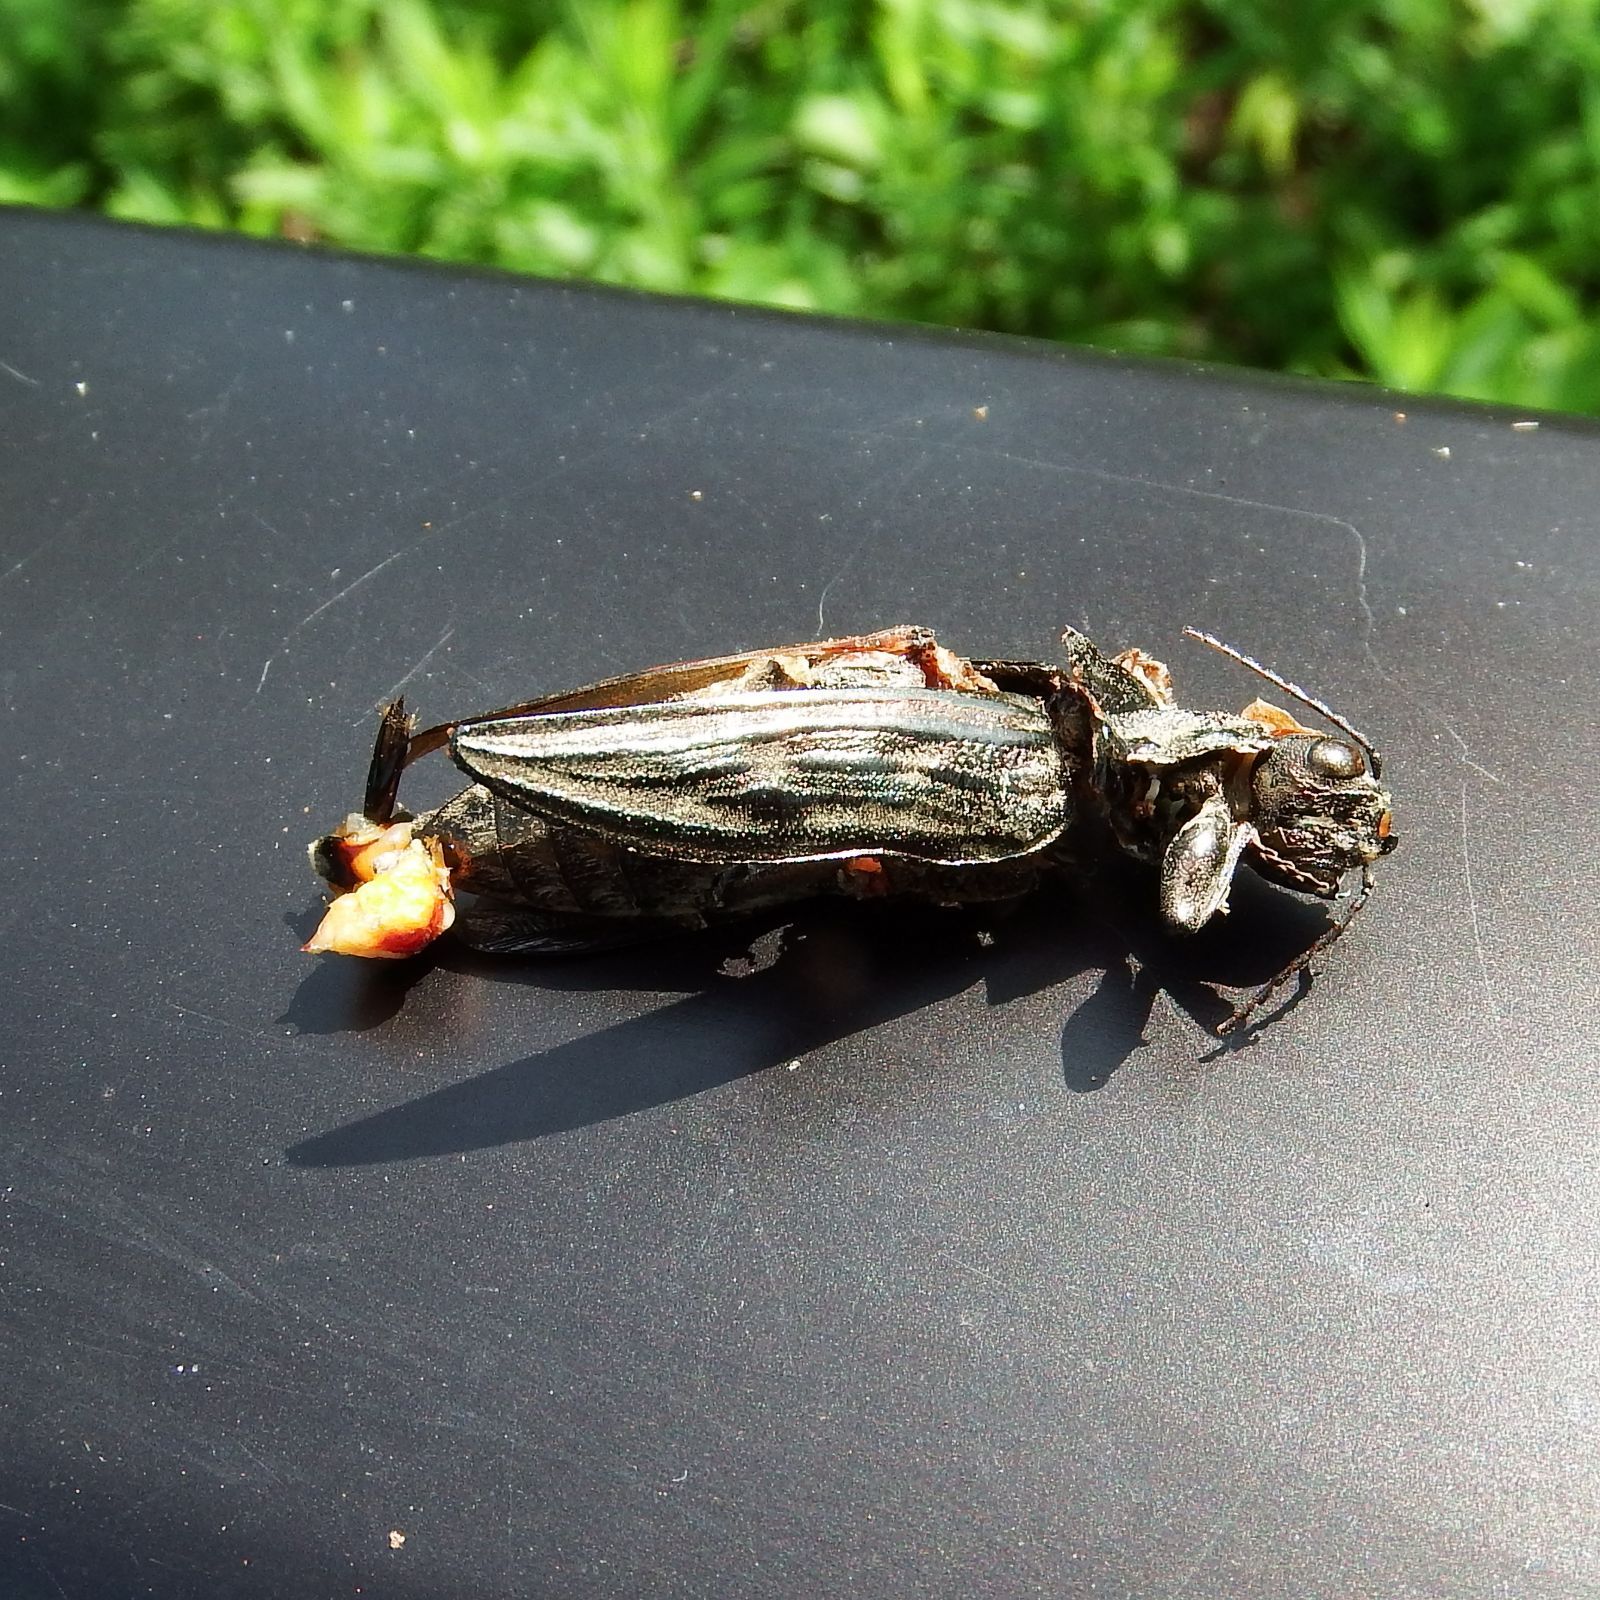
1218 866 1376 1036
1158 794 1257 932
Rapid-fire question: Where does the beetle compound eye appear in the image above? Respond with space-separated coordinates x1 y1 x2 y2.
1306 737 1363 780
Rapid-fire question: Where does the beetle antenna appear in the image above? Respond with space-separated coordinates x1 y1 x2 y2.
1217 866 1375 1037
1182 627 1383 779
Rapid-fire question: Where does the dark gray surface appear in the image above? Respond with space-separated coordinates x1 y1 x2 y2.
2 205 1598 1599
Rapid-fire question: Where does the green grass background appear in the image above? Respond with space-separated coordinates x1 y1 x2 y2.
6 0 1600 412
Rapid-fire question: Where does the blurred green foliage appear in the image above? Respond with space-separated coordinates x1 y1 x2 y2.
5 0 1600 411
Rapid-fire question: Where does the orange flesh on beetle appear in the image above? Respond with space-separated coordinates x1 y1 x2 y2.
1239 697 1316 737
1115 648 1175 706
305 825 455 959
339 822 417 884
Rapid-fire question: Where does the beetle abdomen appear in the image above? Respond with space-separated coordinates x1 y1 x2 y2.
419 781 1056 942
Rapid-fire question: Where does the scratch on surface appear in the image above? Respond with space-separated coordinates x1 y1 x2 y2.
27 1553 68 1600
450 659 500 699
164 999 270 1041
293 548 407 631
947 441 1383 620
410 365 753 539
1129 480 1377 657
0 535 53 589
230 1440 282 1484
184 367 246 451
1417 702 1504 785
2 1141 265 1305
123 527 198 583
815 535 870 634
364 621 455 718
0 358 40 387
120 1207 262 1304
254 547 407 695
1347 519 1377 664
500 1418 516 1586
244 364 752 694
928 443 1510 784
812 440 947 633
1460 781 1504 1025
936 1250 1009 1291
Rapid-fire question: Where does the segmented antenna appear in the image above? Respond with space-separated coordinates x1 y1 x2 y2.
1182 627 1383 779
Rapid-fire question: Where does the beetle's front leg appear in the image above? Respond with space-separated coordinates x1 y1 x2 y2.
1158 793 1257 932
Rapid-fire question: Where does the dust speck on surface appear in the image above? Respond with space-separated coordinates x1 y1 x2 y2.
973 405 989 420
74 381 88 397
1432 446 1451 459
1511 419 1539 432
388 1530 406 1550
689 489 704 501
1393 411 1407 423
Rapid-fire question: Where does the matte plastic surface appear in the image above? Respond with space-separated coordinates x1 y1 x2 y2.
3 206 1599 1598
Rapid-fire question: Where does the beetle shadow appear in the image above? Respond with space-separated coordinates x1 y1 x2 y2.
1054 862 1329 1089
280 908 436 1034
284 865 1333 1166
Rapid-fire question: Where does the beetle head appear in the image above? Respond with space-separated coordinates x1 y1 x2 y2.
1246 734 1396 897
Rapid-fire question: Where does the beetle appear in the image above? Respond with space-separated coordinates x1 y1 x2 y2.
305 624 1397 1034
